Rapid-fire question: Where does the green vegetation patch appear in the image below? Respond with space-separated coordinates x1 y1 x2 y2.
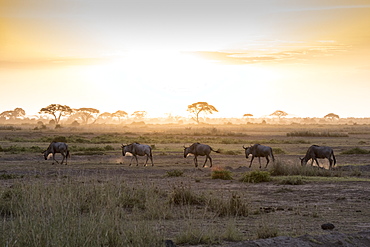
270 160 341 177
211 168 233 180
240 171 271 183
165 170 184 177
0 145 43 153
341 147 370 154
287 131 348 137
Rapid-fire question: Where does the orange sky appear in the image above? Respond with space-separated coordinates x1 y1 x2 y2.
1 0 370 118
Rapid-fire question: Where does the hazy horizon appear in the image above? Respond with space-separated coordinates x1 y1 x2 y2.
1 1 370 118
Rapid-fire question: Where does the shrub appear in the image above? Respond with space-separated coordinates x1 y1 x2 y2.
211 167 233 180
52 136 68 142
210 193 249 217
240 171 271 183
104 145 115 151
278 176 305 185
287 131 348 137
270 160 340 177
169 185 205 205
166 170 184 177
272 147 286 154
256 224 278 239
340 147 370 154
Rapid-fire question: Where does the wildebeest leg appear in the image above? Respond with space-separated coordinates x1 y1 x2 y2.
265 156 270 168
52 152 59 164
60 152 66 165
249 156 254 168
328 157 333 169
144 155 149 166
194 156 198 167
258 157 262 168
150 155 154 166
204 155 212 167
134 155 139 166
314 158 321 168
129 156 135 166
310 159 315 166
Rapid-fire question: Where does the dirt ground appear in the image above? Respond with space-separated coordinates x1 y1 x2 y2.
1 125 370 246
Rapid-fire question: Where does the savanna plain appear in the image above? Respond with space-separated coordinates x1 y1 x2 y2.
1 123 370 246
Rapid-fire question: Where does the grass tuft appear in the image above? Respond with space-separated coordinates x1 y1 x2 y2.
240 171 271 183
211 167 233 180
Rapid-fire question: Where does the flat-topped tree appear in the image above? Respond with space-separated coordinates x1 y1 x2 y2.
324 113 340 121
270 110 288 119
187 102 218 124
39 104 73 124
112 110 128 123
74 108 100 124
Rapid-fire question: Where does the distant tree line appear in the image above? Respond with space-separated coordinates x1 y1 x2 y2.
0 103 343 125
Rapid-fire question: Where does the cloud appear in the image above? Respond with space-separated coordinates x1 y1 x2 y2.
190 41 350 65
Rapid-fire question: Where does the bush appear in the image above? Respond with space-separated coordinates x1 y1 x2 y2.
169 185 205 205
272 147 286 154
166 170 184 177
256 224 278 239
52 136 68 142
278 176 305 185
340 147 370 154
211 167 232 180
240 171 271 183
287 131 348 137
270 160 340 177
210 193 249 217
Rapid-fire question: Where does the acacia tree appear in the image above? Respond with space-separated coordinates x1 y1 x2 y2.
73 108 100 124
131 111 147 119
270 110 288 119
96 112 113 124
187 102 218 123
243 113 253 118
39 104 73 124
324 113 340 121
112 110 128 123
0 108 26 120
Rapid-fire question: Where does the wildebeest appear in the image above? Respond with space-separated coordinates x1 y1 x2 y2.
243 144 275 168
121 142 154 166
183 142 220 167
43 141 70 165
300 145 336 169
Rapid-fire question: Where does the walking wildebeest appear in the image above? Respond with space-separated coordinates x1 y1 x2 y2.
43 141 70 165
121 142 154 166
183 142 220 168
243 144 275 168
300 145 336 169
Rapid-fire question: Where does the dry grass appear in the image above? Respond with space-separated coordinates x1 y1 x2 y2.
1 123 370 246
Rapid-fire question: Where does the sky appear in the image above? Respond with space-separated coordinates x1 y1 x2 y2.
1 0 370 118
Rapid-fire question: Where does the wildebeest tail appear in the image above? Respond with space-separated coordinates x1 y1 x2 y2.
67 150 71 158
332 152 336 166
271 148 275 162
211 148 221 153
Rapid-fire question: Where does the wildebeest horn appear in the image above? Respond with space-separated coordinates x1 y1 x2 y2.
242 145 247 149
